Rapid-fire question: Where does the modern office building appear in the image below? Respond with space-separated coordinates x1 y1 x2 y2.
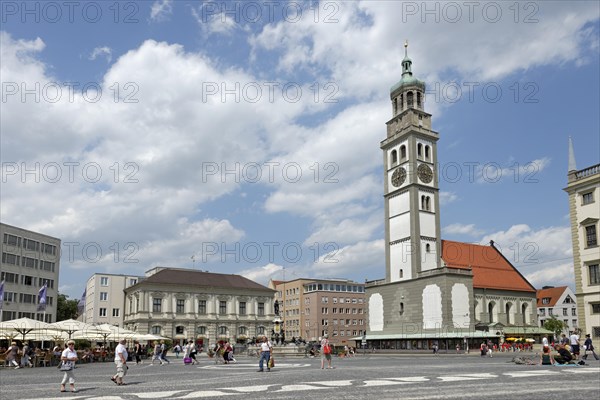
269 278 366 344
81 273 143 326
564 138 600 339
0 222 61 322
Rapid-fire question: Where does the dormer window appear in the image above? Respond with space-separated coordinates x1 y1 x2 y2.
542 297 550 305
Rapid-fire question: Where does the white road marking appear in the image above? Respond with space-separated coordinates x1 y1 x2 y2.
228 385 272 392
388 376 430 382
363 380 410 387
178 391 241 398
275 384 330 392
307 380 354 387
503 370 560 378
136 391 185 398
437 373 497 381
199 363 310 370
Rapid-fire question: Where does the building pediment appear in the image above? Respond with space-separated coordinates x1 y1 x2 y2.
579 217 599 226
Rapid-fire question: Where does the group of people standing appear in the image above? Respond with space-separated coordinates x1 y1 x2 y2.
539 332 599 365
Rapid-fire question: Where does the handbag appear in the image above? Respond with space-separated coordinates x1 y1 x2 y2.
59 361 73 371
268 357 274 368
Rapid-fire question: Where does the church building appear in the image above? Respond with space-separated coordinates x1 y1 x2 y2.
363 44 544 350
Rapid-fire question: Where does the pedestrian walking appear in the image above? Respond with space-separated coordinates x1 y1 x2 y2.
4 341 20 369
569 330 581 359
184 340 199 365
111 339 128 386
257 336 272 372
173 343 181 358
582 334 600 361
160 340 170 364
59 340 78 393
321 335 333 369
20 342 32 368
134 340 143 364
151 341 163 365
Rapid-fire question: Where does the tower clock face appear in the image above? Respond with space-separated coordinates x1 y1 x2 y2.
391 167 407 187
417 164 433 183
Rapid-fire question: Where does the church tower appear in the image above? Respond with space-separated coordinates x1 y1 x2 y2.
382 41 442 283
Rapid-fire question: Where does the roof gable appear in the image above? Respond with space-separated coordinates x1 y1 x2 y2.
441 240 536 293
536 286 568 307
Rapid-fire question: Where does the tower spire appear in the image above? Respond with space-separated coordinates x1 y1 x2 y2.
568 136 577 172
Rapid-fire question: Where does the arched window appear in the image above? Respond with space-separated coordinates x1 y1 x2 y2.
505 303 512 325
421 195 425 209
399 269 403 278
407 92 414 108
257 326 265 335
488 302 495 323
417 92 422 108
400 94 404 111
391 150 397 164
218 326 227 335
399 302 404 315
151 325 162 335
238 326 247 335
521 303 528 324
175 325 185 335
425 244 431 253
417 143 422 158
393 98 398 115
425 145 430 160
400 145 407 159
426 196 431 211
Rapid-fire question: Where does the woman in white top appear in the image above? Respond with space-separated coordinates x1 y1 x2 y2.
60 340 79 393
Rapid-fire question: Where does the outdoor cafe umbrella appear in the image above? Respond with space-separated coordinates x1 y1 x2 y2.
0 317 58 341
50 319 103 339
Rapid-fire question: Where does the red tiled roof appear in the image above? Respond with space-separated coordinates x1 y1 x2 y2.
441 240 536 293
536 286 568 307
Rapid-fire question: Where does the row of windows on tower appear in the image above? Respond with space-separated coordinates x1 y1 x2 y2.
391 143 431 165
393 91 422 114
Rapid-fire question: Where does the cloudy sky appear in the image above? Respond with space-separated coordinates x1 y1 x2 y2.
1 1 599 299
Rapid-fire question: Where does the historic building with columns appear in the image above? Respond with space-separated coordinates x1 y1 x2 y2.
123 267 276 347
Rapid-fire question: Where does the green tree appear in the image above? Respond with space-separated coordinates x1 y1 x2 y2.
543 316 567 338
56 293 79 321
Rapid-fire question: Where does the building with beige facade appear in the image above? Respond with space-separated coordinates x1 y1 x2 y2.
564 137 600 339
0 222 60 323
123 267 276 347
82 273 143 326
269 278 366 344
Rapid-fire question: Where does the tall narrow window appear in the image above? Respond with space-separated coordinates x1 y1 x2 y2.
417 143 422 158
391 150 398 164
176 299 185 314
152 298 162 313
425 145 430 160
585 225 597 247
589 264 600 285
219 300 227 315
239 301 247 315
400 145 406 159
198 300 207 314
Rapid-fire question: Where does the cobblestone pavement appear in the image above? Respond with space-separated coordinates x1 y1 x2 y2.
0 353 598 399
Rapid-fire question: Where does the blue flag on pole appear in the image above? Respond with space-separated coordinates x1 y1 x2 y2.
77 288 86 316
37 283 48 311
0 280 4 311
